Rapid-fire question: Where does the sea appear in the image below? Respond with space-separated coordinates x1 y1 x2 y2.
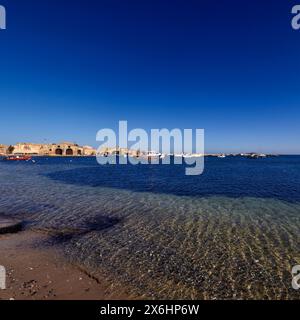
0 155 299 299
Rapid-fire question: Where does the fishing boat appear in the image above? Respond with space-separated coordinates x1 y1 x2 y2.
4 155 32 161
246 153 267 159
147 151 161 158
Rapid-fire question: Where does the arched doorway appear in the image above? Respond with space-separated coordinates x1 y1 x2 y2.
66 148 73 156
77 150 82 156
55 148 63 155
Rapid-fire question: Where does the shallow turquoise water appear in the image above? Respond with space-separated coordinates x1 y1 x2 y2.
0 156 299 299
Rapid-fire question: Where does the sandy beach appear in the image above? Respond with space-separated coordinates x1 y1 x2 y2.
0 228 131 300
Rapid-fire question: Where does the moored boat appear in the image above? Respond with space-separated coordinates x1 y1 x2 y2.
4 155 32 161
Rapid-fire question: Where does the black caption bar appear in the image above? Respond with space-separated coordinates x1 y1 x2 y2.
0 300 296 319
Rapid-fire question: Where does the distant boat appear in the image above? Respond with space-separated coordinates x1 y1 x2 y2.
4 155 32 161
174 153 191 158
148 151 161 158
247 153 267 159
183 154 194 158
218 154 226 158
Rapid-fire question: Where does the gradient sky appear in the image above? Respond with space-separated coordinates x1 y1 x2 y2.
0 0 299 154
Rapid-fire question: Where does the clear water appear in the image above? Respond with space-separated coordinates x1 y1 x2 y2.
0 156 299 299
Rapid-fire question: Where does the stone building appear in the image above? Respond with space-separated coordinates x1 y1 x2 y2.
11 142 96 156
48 142 84 156
82 146 96 156
13 143 47 155
0 144 8 155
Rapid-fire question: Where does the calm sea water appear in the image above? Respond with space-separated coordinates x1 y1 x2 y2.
0 156 300 299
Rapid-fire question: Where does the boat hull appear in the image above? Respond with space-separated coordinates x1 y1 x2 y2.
4 156 32 161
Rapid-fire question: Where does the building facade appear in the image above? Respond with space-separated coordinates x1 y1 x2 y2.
11 142 96 156
0 144 8 155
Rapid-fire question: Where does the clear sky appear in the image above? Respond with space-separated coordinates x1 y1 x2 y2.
0 0 299 154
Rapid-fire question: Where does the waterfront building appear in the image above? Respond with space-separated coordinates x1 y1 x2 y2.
0 144 8 155
8 142 96 156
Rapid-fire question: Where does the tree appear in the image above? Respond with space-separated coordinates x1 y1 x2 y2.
7 145 14 155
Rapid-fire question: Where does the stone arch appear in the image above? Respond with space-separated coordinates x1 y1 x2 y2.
66 148 74 156
77 150 82 156
55 148 63 155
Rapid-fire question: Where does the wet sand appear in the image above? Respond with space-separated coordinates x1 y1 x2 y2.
0 230 131 300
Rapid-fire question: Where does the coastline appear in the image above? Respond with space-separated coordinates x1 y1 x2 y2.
0 228 132 300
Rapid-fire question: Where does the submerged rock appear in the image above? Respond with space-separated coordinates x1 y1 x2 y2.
0 216 23 234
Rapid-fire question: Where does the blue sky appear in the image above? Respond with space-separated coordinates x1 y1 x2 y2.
0 0 299 154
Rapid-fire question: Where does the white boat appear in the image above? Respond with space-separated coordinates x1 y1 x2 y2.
183 154 194 158
218 154 226 158
147 151 161 159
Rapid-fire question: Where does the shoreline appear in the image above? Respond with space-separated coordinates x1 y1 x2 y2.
0 228 132 300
